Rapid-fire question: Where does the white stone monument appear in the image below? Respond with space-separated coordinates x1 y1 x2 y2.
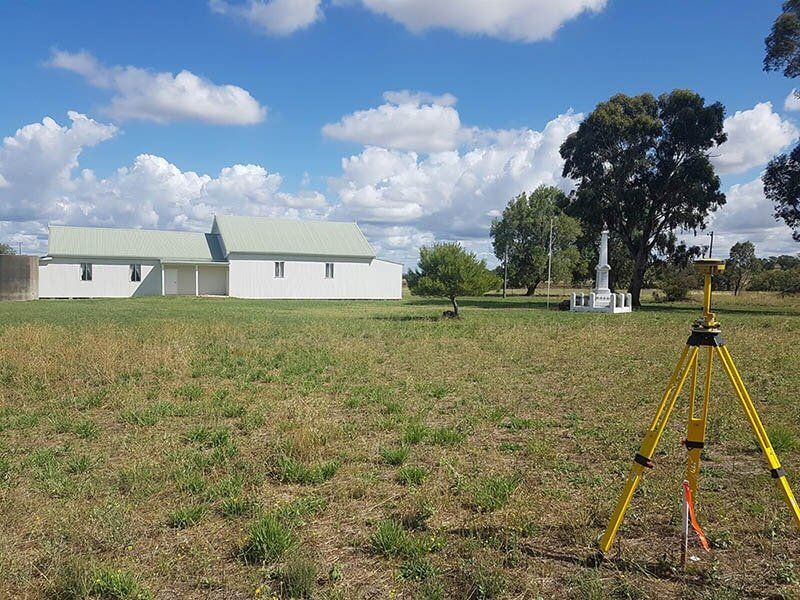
570 228 632 313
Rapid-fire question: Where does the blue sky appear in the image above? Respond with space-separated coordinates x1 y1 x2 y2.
1 0 798 265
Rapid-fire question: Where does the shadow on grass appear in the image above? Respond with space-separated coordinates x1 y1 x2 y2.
404 297 562 311
372 315 440 322
636 302 800 318
521 543 707 586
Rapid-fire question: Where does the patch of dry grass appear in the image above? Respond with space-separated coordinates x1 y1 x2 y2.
0 291 798 598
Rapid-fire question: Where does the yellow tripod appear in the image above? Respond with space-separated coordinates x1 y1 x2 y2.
599 258 800 554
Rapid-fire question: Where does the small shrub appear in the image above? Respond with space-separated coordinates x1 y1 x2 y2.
278 556 318 598
240 515 295 564
397 465 428 486
655 265 697 302
470 475 519 512
381 446 410 466
168 504 206 528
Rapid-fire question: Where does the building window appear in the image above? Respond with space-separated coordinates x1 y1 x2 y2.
130 264 142 282
274 261 285 278
325 262 334 279
80 263 92 281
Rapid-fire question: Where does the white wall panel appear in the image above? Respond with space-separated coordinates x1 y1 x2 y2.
198 266 228 295
39 259 162 298
228 256 402 299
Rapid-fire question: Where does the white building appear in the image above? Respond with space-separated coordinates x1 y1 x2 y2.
38 216 402 300
570 228 632 313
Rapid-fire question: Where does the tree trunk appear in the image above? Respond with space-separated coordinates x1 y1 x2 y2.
629 251 648 307
451 296 459 317
525 281 538 296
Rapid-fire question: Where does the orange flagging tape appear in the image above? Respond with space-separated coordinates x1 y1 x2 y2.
682 481 710 551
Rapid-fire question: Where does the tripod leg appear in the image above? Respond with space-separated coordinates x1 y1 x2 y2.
684 347 713 496
716 346 800 529
599 346 699 553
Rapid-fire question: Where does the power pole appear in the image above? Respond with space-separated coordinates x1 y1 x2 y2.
18 241 22 255
546 217 554 309
707 231 714 258
502 242 508 298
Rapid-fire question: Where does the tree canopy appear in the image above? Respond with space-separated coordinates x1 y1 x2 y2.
406 242 499 317
0 243 14 255
725 241 761 296
559 89 727 306
490 186 583 295
764 0 800 78
764 142 800 242
763 2 800 241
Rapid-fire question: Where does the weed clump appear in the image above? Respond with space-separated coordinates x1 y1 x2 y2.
167 504 206 528
277 556 318 598
48 561 151 600
397 465 428 486
380 446 410 466
240 515 295 564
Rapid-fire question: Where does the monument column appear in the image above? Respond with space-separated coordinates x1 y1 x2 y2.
595 229 611 296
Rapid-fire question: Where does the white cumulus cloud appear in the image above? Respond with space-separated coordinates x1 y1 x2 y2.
358 0 607 42
327 110 584 265
712 102 798 175
784 89 800 111
0 112 326 253
322 91 462 153
48 50 266 125
703 177 798 257
210 0 323 35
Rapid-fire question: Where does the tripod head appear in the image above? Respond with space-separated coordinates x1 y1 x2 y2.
693 258 725 330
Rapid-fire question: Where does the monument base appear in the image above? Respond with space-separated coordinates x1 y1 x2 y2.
570 291 632 314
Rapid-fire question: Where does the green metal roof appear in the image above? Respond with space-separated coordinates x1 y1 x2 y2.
213 215 375 259
48 225 225 262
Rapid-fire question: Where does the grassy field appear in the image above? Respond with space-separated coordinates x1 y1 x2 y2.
0 291 798 599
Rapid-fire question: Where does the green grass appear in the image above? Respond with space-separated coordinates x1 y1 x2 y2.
0 292 798 598
240 515 295 564
167 504 206 528
470 475 520 512
397 464 428 486
380 445 410 466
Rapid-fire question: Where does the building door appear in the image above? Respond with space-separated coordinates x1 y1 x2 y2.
164 267 178 295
